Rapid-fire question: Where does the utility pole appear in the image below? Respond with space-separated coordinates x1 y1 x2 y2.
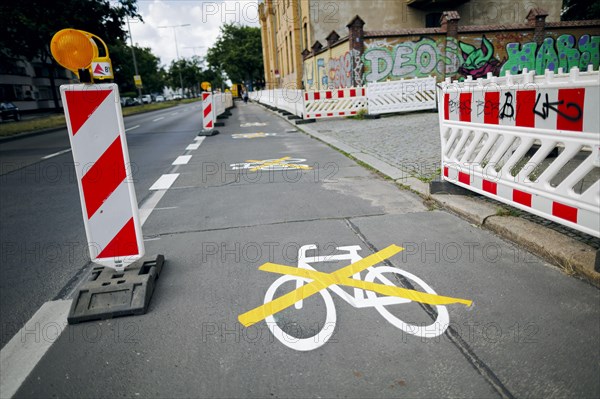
158 24 191 97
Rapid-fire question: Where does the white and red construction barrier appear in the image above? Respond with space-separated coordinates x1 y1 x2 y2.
61 83 145 269
202 91 233 131
202 92 215 130
304 87 367 119
439 67 600 237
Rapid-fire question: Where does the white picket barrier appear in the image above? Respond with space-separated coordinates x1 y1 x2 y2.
213 92 232 116
367 77 437 115
303 87 367 119
250 89 277 108
439 67 600 237
274 88 304 117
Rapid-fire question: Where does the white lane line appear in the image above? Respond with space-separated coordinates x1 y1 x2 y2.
194 136 206 143
139 188 169 225
0 300 72 399
170 112 179 115
125 124 140 132
152 117 165 122
41 149 71 160
143 237 161 242
149 173 179 191
172 155 192 165
186 143 200 150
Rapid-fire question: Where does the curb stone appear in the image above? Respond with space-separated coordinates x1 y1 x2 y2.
253 102 600 286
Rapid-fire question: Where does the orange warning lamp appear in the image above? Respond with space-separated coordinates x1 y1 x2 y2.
51 29 113 82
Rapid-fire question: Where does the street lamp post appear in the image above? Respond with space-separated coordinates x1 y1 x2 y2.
158 23 190 97
126 17 142 102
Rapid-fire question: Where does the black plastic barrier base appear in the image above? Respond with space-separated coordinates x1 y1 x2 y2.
198 129 219 136
295 118 316 125
67 255 165 325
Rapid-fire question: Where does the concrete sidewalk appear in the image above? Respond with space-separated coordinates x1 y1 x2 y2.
262 107 600 285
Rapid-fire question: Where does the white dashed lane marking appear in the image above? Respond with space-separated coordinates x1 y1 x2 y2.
172 155 192 165
41 149 71 160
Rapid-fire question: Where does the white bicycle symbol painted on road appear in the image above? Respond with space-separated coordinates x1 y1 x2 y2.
230 157 312 172
238 244 472 351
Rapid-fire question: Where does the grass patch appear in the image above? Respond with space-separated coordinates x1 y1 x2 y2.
415 167 441 183
496 207 520 217
0 98 200 138
347 108 368 120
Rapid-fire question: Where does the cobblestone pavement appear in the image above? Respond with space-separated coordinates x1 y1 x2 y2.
310 110 441 179
303 111 600 251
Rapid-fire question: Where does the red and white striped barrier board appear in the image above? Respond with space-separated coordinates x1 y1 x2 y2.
304 87 367 119
202 92 214 130
439 68 600 237
61 84 145 269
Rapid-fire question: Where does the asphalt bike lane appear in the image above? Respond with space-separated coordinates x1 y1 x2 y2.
13 102 600 398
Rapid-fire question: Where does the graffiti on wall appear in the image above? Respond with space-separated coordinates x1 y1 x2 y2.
363 37 459 82
303 49 363 90
501 34 600 75
459 35 502 78
302 32 599 89
328 51 353 88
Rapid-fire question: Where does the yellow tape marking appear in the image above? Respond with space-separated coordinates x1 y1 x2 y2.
243 156 312 172
238 245 402 327
259 263 472 307
238 245 472 327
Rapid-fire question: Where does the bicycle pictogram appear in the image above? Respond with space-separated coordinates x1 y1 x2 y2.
230 156 312 172
238 244 472 351
232 132 278 139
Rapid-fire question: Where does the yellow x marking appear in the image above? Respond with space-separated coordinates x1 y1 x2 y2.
238 245 472 327
244 156 312 172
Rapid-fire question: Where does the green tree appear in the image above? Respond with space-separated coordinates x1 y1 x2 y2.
206 24 263 90
111 44 166 94
0 0 140 109
561 0 600 20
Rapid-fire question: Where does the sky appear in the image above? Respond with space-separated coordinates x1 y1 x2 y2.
127 0 260 67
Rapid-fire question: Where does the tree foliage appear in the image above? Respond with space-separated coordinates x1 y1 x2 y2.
0 0 140 107
167 57 225 96
561 0 600 20
111 44 166 94
206 24 263 90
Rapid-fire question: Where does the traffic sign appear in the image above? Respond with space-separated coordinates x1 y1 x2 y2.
134 75 143 88
91 59 114 79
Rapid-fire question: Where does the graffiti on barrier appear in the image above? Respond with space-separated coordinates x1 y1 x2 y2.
459 35 503 78
363 37 459 82
501 34 600 75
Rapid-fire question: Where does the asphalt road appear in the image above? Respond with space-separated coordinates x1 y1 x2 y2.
2 101 599 398
0 103 203 349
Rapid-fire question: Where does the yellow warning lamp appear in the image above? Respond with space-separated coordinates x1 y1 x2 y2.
50 29 114 82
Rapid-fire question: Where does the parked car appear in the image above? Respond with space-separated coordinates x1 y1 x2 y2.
0 102 21 121
172 94 182 100
155 95 165 102
141 94 152 104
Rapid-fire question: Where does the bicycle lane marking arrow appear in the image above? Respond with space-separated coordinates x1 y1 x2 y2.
259 263 473 307
239 244 403 327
